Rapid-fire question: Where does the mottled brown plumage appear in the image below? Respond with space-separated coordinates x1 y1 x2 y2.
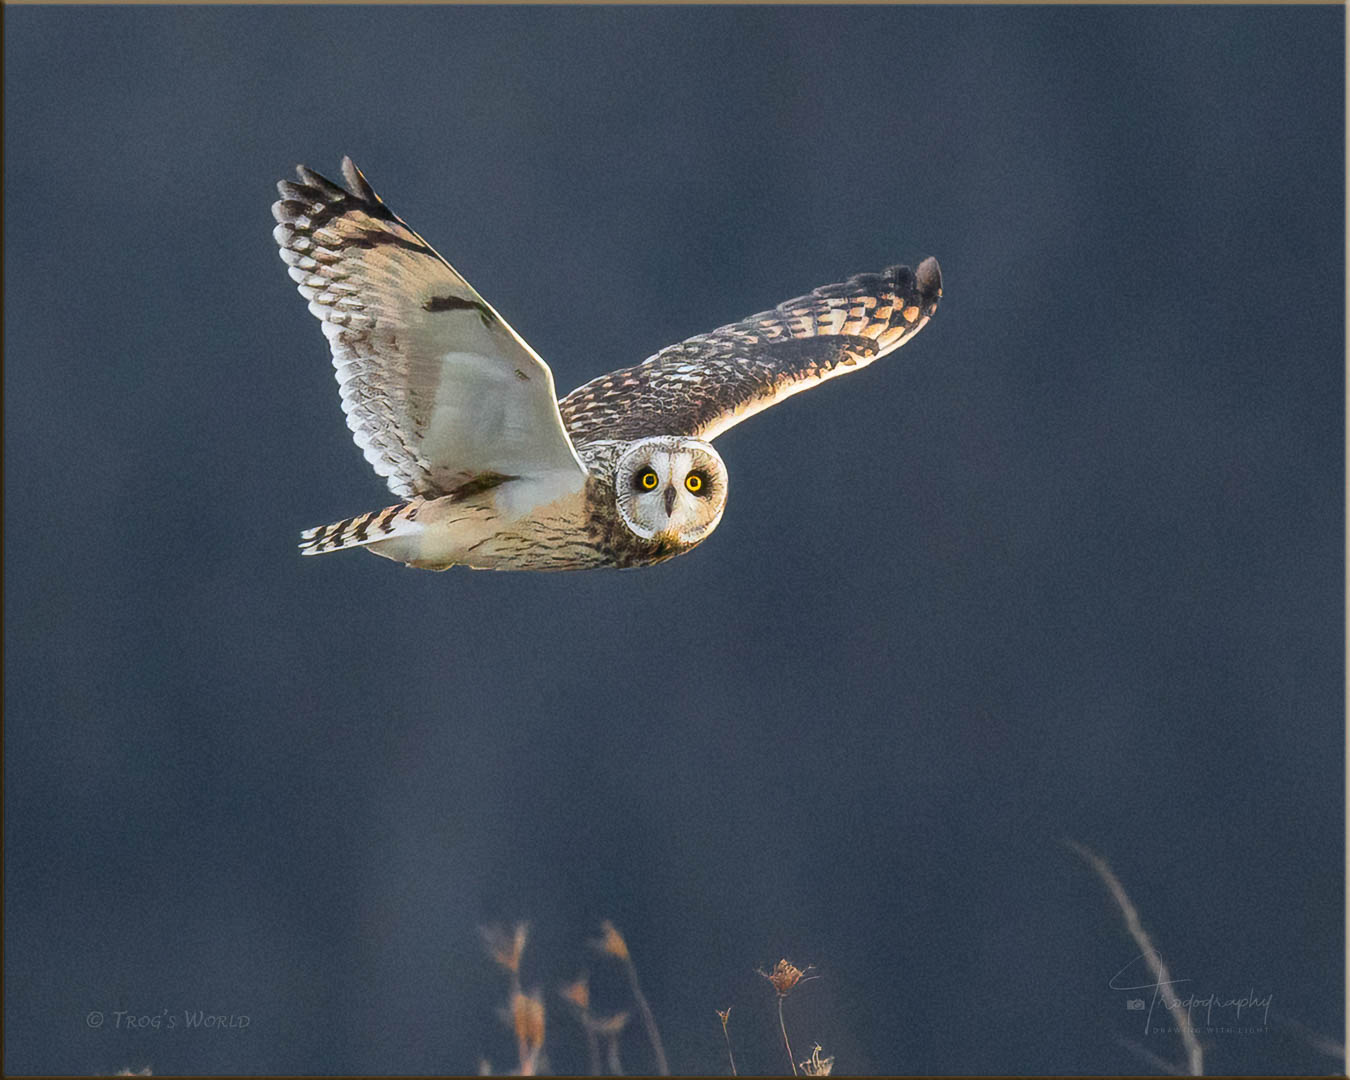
559 261 941 446
274 158 942 571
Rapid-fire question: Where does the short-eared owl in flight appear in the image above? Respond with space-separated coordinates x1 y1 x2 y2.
273 158 942 571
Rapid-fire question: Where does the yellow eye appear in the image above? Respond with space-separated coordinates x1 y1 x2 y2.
639 470 659 490
685 474 703 493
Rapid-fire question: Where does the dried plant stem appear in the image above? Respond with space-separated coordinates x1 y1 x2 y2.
719 1015 738 1076
584 1025 602 1076
1066 840 1204 1077
1286 1016 1346 1061
623 957 669 1075
511 990 545 1077
510 978 527 1076
606 1032 625 1075
1117 1036 1186 1076
777 997 798 1077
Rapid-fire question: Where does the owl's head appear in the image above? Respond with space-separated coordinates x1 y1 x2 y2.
613 436 727 545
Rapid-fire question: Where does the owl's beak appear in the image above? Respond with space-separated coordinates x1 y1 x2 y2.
663 486 677 517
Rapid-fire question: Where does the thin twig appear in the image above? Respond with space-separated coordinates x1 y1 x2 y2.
585 1025 602 1076
778 996 798 1077
1066 840 1204 1077
560 975 603 1076
594 923 668 1076
1117 1035 1186 1075
717 1009 738 1077
624 957 669 1075
1279 1014 1346 1061
606 1032 624 1076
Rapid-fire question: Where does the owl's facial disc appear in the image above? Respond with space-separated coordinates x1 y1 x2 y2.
615 437 727 545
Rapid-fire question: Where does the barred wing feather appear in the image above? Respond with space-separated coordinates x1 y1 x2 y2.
559 259 942 446
272 158 586 499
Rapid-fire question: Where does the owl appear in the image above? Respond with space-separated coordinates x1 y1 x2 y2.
273 158 942 571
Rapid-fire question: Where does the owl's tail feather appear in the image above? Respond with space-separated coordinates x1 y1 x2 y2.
299 500 421 555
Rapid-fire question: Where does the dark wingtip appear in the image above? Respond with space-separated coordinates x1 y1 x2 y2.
915 256 942 314
341 156 380 204
295 164 350 202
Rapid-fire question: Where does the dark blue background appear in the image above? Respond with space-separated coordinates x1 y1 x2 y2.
4 6 1343 1076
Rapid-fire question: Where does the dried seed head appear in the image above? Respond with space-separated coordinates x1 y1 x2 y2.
759 958 816 997
481 923 528 976
510 990 546 1053
716 1007 732 1032
594 920 631 962
801 1044 835 1076
559 973 591 1012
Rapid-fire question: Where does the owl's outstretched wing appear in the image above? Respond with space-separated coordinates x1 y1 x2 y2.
272 158 586 499
559 260 942 446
